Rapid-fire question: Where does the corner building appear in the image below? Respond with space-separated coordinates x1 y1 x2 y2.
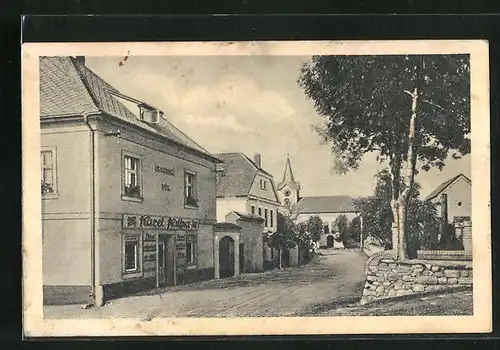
40 56 221 305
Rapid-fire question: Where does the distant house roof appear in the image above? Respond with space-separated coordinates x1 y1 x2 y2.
213 222 242 232
425 173 471 201
297 196 358 214
215 152 276 199
39 56 218 161
228 211 265 222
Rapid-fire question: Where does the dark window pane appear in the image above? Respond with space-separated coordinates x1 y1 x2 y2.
186 242 192 263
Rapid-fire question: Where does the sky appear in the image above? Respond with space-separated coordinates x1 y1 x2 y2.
85 55 471 199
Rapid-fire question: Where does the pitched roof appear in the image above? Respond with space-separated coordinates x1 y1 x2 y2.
215 152 274 197
425 173 471 201
229 211 265 222
297 196 358 214
40 56 215 160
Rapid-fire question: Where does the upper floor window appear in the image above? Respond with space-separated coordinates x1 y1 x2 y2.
270 210 274 228
123 153 142 200
184 170 198 207
324 223 329 234
264 208 269 227
251 205 256 215
258 207 262 217
41 147 57 195
259 179 268 190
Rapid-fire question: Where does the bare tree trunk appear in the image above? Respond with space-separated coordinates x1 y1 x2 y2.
397 86 419 261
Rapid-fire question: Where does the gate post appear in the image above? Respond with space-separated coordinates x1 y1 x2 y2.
234 235 240 277
214 234 220 279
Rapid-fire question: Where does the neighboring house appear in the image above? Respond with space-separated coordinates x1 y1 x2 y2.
40 56 221 306
425 173 472 224
215 153 280 268
276 155 361 248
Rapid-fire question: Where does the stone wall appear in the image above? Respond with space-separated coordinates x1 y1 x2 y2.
360 253 472 305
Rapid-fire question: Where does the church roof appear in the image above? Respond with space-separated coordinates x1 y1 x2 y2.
40 56 217 161
215 152 275 197
297 196 358 214
425 173 471 201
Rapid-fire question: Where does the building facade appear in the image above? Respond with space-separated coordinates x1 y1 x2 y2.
215 153 280 269
41 56 221 305
276 155 361 248
425 173 472 224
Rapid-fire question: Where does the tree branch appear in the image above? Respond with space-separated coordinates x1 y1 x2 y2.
421 99 445 111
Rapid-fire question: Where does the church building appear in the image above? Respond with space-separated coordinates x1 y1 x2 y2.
276 155 361 248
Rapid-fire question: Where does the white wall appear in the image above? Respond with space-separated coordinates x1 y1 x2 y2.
216 197 247 222
431 177 471 223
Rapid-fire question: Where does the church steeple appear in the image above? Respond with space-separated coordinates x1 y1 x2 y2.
282 154 295 183
277 154 301 207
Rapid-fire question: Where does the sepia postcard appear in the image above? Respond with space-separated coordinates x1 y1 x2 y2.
22 40 491 337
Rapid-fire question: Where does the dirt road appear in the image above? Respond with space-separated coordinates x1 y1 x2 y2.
44 249 368 319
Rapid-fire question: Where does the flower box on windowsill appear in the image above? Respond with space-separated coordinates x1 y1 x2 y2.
184 196 199 209
41 183 58 199
122 185 143 203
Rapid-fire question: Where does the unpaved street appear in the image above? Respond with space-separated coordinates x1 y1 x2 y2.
44 250 368 319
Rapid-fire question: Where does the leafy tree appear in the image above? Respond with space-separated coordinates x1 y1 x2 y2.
299 54 470 260
265 211 298 269
347 216 362 247
333 215 349 243
306 216 323 243
354 169 441 255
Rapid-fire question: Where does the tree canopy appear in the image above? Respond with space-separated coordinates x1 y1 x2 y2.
299 54 470 259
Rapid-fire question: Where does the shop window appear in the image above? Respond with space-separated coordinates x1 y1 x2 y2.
122 152 142 201
264 208 269 227
186 235 196 265
123 235 142 277
184 170 198 207
41 147 57 196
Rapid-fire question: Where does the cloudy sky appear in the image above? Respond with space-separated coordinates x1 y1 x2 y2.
85 55 470 199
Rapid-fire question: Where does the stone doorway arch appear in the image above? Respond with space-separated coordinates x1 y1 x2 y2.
219 236 235 278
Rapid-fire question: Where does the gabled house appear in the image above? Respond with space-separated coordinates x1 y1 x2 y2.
40 56 221 305
425 173 472 224
215 153 280 270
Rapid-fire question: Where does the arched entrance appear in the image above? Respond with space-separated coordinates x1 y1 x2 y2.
327 235 334 248
219 236 235 278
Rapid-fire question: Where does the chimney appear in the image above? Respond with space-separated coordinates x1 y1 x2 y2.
75 56 86 65
254 153 261 168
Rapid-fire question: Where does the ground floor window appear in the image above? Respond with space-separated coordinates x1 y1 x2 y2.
186 235 196 265
123 235 142 276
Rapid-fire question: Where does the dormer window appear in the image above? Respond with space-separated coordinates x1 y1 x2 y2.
140 107 163 124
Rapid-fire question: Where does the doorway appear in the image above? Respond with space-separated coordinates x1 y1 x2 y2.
219 236 235 278
327 235 334 248
158 241 167 286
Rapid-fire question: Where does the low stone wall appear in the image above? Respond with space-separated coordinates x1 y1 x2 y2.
360 253 472 305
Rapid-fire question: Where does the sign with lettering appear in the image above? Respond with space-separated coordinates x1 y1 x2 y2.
122 214 199 231
175 233 187 273
154 164 175 176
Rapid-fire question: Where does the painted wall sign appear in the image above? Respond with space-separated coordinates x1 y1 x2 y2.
175 233 187 273
123 214 199 231
154 164 175 176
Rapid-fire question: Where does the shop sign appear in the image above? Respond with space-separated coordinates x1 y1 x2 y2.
175 233 187 273
123 214 198 231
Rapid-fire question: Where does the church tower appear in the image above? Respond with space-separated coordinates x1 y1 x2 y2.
276 154 301 208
